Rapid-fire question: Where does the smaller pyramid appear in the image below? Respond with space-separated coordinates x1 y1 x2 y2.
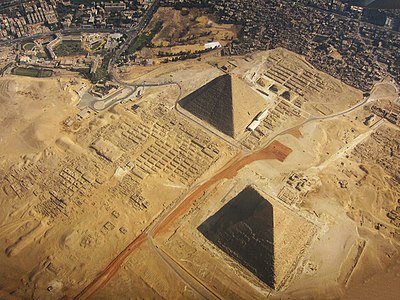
179 74 266 138
198 186 275 288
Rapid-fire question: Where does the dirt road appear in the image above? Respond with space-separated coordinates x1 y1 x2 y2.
73 140 291 299
152 140 292 237
73 90 369 299
74 233 147 300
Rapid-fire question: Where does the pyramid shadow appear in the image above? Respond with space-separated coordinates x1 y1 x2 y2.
198 186 275 288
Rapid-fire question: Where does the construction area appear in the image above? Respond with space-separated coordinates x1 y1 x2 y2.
0 46 399 300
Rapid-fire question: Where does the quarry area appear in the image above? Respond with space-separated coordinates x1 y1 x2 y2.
0 46 399 300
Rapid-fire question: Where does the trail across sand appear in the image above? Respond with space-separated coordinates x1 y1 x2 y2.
74 140 292 299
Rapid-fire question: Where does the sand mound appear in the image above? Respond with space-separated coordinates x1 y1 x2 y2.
56 136 85 154
5 221 46 257
0 76 77 157
91 138 124 162
22 121 58 150
0 290 19 300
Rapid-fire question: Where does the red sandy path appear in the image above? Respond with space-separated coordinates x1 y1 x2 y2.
73 233 147 299
73 140 292 299
153 140 292 236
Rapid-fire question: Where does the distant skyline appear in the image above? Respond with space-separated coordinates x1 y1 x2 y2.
351 0 400 9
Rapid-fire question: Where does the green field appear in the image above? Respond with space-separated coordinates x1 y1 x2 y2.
54 40 86 57
23 43 35 51
37 51 49 59
13 67 53 78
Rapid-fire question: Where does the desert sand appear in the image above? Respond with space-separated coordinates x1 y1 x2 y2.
0 48 399 299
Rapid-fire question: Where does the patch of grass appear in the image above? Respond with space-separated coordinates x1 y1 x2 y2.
127 21 163 54
36 51 49 59
54 40 86 57
13 67 53 78
23 43 35 51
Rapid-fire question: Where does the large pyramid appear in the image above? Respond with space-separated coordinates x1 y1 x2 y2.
179 74 267 138
198 187 275 288
198 185 317 290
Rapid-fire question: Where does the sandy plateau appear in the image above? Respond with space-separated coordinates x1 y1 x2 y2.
0 48 399 300
0 76 83 160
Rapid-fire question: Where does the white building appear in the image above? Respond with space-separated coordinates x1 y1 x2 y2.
204 41 222 50
247 120 261 132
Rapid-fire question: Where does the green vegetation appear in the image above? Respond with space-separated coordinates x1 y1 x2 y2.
54 40 86 57
127 21 163 54
23 43 35 51
13 67 53 78
37 51 49 59
84 53 112 83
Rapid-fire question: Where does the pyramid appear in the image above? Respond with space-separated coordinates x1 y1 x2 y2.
198 185 317 290
179 74 267 138
198 187 275 288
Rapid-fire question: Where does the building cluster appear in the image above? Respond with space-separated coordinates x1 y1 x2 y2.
278 173 314 206
370 102 400 126
0 0 58 39
1 0 398 91
161 0 400 91
64 0 152 30
0 0 153 40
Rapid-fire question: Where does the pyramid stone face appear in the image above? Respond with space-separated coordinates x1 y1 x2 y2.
180 74 266 138
198 185 318 290
230 76 268 136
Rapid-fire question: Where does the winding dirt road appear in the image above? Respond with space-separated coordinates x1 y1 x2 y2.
73 140 291 299
73 83 373 299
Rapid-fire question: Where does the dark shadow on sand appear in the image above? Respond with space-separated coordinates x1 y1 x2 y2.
198 186 275 288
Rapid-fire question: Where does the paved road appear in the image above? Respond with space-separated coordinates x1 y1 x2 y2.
79 86 137 112
108 0 160 73
0 28 117 47
144 92 379 298
74 0 161 112
68 2 395 296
